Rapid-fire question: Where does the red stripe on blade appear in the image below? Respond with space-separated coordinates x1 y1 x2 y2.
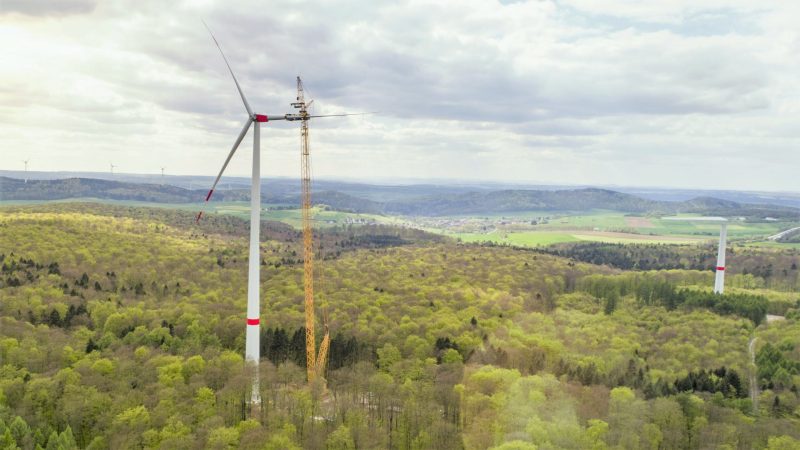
247 318 260 325
205 189 214 201
196 211 203 222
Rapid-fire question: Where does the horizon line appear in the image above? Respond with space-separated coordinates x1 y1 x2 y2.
2 169 800 196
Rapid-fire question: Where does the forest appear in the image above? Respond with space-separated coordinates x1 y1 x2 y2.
1 203 799 449
542 242 800 292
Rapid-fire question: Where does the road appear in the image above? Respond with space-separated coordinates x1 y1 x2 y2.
767 226 800 241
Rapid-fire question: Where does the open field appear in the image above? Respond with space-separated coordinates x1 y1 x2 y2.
420 211 800 247
571 231 708 244
451 230 708 246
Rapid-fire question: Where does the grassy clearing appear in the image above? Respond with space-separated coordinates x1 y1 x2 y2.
450 230 702 246
534 211 628 230
571 232 708 244
646 219 786 239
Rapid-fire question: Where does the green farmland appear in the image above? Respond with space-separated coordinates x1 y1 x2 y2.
422 211 800 247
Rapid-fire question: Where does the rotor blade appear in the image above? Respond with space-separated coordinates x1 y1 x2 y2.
207 118 253 200
197 118 253 222
203 21 253 117
308 112 377 118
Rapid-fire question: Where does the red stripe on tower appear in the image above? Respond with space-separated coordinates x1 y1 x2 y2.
716 266 725 271
246 318 260 326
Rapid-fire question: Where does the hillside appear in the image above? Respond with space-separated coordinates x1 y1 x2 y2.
383 190 800 218
384 188 662 215
3 176 800 219
0 177 376 212
0 177 210 203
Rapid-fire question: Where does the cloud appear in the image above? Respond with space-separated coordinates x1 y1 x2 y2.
1 0 97 17
0 0 799 191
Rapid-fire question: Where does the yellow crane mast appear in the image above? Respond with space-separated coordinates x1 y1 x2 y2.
297 76 330 383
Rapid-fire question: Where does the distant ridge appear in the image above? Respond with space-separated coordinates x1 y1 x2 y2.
0 177 210 203
1 176 799 219
0 176 369 208
385 188 662 215
382 188 800 218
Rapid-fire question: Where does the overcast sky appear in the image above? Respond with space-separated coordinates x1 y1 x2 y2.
2 0 799 191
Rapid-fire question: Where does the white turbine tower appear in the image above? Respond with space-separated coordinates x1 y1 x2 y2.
664 216 729 294
23 159 29 183
714 221 728 294
198 22 290 406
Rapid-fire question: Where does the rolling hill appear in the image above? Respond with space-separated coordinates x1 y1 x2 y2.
2 176 799 219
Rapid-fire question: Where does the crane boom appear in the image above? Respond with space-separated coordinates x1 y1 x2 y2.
298 76 330 383
300 78 316 382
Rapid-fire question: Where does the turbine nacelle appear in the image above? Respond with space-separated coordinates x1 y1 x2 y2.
250 113 312 122
252 113 309 122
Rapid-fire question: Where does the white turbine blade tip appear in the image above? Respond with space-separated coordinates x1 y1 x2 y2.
202 20 253 116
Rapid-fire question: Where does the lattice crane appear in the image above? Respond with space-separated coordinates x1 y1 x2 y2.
296 77 331 383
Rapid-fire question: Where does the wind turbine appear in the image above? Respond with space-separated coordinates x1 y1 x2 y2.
714 221 728 293
198 23 368 402
23 159 29 183
198 23 273 406
110 163 116 176
664 216 728 293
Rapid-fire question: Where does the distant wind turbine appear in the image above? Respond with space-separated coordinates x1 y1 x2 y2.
23 159 29 183
110 163 116 176
664 216 728 293
714 222 728 294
